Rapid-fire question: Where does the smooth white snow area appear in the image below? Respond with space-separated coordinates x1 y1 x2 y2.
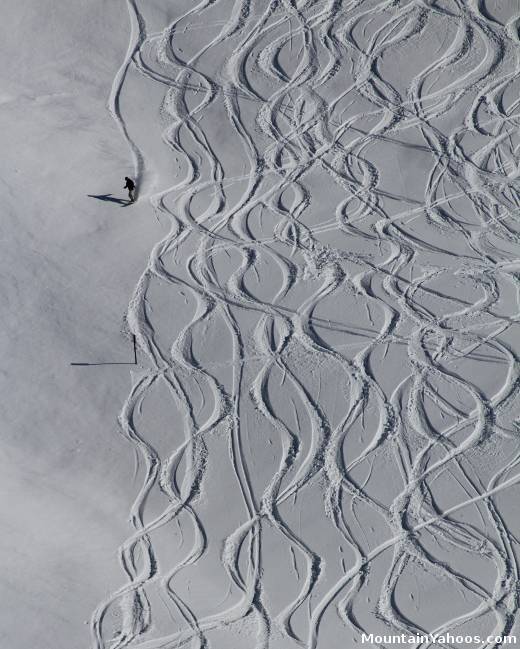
3 1 520 649
0 1 163 646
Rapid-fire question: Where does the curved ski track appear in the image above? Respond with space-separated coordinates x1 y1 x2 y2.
90 1 520 648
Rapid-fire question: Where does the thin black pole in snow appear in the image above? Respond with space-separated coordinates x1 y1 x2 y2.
70 334 139 366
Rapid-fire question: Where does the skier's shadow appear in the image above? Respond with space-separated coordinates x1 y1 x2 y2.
88 193 130 206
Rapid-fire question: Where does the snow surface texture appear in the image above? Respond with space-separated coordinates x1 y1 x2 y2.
85 1 520 648
4 0 520 648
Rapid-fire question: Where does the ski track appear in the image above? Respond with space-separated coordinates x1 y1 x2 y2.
90 1 520 648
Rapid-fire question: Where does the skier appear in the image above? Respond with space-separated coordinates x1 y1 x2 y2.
124 176 136 203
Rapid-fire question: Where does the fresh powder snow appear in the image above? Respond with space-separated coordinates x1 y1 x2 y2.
2 1 520 649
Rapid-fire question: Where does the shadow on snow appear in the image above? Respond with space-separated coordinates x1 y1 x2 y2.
88 193 131 206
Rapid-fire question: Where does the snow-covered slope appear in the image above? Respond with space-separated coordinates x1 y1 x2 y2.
0 1 163 647
3 1 520 648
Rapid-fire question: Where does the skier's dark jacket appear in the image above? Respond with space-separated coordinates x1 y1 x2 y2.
124 177 135 190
